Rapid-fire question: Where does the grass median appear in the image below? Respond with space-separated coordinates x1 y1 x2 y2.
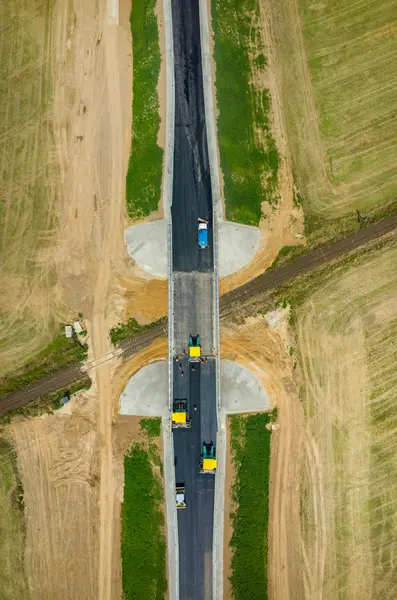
211 0 279 225
121 418 167 600
229 413 272 600
126 0 163 219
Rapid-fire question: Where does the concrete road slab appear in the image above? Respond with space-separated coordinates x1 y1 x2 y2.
173 272 215 356
119 360 168 416
218 221 261 279
221 359 269 413
124 220 167 279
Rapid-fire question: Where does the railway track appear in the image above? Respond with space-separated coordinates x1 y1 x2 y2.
1 214 396 416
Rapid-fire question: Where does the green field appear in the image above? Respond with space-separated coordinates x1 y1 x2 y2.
121 419 166 600
276 0 397 237
126 0 163 219
211 0 279 225
229 413 272 600
0 438 29 599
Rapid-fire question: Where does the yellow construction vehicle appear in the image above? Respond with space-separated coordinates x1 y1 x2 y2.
172 400 191 428
189 334 201 362
200 442 217 474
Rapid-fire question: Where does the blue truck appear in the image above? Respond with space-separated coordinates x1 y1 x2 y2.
197 218 209 249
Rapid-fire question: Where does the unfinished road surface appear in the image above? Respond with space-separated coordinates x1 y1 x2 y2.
170 0 217 597
1 215 396 417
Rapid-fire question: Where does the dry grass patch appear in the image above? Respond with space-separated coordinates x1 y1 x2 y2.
295 238 397 599
0 0 68 378
266 0 397 240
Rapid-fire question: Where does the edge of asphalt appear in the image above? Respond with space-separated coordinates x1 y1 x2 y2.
198 2 225 599
162 0 179 598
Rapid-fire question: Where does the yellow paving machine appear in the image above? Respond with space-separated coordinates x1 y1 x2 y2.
172 400 192 428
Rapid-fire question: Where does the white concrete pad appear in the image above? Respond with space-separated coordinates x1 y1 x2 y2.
221 359 269 413
119 360 168 416
124 220 168 279
218 221 261 279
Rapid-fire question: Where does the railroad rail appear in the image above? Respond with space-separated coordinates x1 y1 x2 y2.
1 214 396 416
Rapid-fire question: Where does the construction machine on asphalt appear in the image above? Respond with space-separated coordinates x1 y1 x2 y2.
172 399 192 428
176 484 186 508
189 334 201 362
200 442 217 474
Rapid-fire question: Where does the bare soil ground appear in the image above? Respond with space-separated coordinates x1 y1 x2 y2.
1 0 169 598
276 236 397 600
264 0 397 222
220 313 301 599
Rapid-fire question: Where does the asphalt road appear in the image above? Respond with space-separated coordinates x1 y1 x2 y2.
173 362 215 600
171 0 214 272
171 1 217 596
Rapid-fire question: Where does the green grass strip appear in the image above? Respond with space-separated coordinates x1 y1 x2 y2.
126 0 163 219
229 413 272 600
140 417 161 438
121 437 167 600
109 316 167 346
211 0 279 225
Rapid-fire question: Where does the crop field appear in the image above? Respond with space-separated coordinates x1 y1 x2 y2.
292 236 397 599
126 0 163 219
0 0 65 379
211 0 279 225
121 418 167 600
268 0 397 238
228 413 272 600
0 438 29 599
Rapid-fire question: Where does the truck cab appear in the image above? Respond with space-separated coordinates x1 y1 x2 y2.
198 219 209 249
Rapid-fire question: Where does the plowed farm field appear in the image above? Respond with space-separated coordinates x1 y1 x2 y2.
266 0 397 233
0 0 64 378
293 237 397 600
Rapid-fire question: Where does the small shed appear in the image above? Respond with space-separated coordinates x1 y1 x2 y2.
65 325 73 338
73 321 83 334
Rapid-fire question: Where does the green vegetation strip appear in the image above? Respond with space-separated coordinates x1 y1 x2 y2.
0 326 88 398
229 413 272 600
126 0 163 218
121 418 166 600
211 0 279 225
0 437 29 597
109 316 167 346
